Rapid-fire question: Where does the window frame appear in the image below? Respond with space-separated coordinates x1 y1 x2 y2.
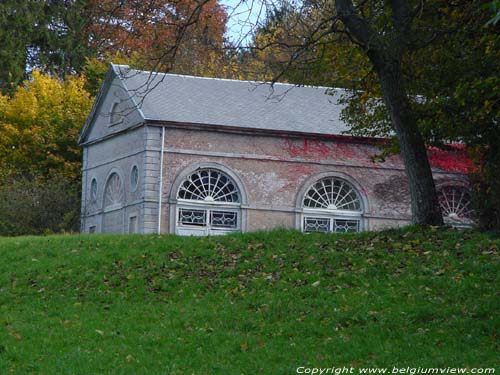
174 168 243 235
437 184 474 228
130 164 139 192
103 171 124 212
176 203 240 234
109 102 123 126
299 175 365 233
302 214 361 233
89 178 98 204
170 164 248 235
176 168 241 203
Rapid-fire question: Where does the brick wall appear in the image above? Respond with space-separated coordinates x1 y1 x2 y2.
161 127 467 233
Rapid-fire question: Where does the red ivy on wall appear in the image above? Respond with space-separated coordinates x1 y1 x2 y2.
427 145 473 173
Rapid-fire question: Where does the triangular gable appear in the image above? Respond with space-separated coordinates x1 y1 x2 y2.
78 64 145 144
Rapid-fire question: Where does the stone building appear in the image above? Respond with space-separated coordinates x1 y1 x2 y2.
78 64 472 235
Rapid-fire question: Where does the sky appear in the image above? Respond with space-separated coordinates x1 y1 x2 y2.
220 0 269 44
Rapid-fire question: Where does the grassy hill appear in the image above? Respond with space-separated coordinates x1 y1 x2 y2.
0 227 498 374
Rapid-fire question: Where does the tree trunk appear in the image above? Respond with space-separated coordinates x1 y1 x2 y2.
369 52 443 225
334 0 443 225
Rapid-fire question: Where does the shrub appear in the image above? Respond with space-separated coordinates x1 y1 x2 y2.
0 175 80 236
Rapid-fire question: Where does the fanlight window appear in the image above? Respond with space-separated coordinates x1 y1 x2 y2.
438 185 473 226
177 169 240 203
302 177 363 234
104 172 124 208
176 168 241 235
303 177 362 212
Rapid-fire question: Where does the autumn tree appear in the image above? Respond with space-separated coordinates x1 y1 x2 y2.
304 1 499 229
234 1 442 225
241 0 499 228
0 70 93 235
0 70 92 179
85 0 497 226
86 0 229 76
0 0 231 95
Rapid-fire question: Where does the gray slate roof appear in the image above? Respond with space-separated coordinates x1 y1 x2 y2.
115 64 351 136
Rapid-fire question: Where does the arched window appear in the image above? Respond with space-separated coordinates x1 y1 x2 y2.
438 185 473 227
130 165 139 192
89 178 98 204
110 102 123 124
175 168 241 235
104 172 124 209
301 177 363 233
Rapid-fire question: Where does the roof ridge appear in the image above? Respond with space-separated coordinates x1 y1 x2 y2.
103 62 352 139
114 64 345 92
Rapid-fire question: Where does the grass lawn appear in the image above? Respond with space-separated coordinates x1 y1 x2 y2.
0 227 498 374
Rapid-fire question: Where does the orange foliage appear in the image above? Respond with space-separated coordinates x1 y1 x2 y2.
86 0 227 74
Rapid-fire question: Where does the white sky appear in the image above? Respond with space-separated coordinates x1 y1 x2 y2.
221 0 269 44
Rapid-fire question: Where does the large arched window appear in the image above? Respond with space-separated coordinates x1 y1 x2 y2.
301 177 363 233
104 172 124 209
175 168 241 235
438 185 474 228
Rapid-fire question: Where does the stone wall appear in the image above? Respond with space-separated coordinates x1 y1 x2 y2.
84 78 143 144
160 126 467 233
80 123 468 234
81 127 154 234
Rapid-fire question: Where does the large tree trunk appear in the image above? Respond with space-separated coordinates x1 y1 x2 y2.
335 0 444 226
369 53 443 225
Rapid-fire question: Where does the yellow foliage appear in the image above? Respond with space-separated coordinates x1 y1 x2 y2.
0 70 93 180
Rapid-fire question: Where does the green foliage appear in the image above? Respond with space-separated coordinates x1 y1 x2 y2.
0 228 498 373
0 0 39 93
82 55 128 96
0 0 95 94
0 175 80 236
31 0 93 78
82 53 150 96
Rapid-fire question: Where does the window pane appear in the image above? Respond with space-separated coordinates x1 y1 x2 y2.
303 177 362 211
130 166 139 190
438 185 473 224
178 208 207 226
304 217 331 233
177 169 240 203
90 179 98 203
211 211 238 228
110 103 123 124
333 219 359 233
